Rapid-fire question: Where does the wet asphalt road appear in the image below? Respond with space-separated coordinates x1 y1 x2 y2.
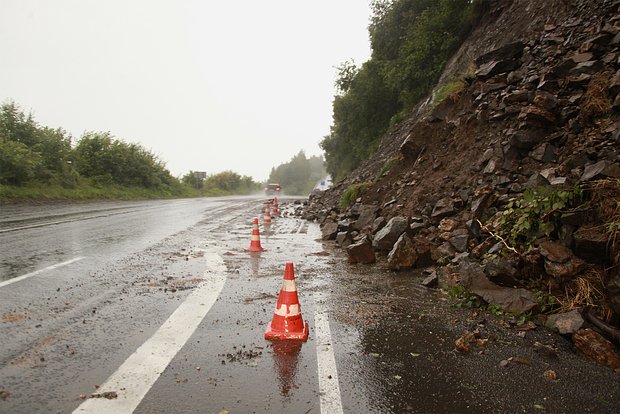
1 197 620 414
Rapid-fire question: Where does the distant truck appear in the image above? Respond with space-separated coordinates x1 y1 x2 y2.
264 183 281 196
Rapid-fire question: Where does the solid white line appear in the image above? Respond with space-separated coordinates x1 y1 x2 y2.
314 293 344 414
73 252 227 414
0 257 85 288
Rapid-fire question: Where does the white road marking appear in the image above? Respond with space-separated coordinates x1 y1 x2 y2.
73 252 227 414
0 257 85 288
314 293 344 414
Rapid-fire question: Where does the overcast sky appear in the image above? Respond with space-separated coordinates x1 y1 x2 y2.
0 0 371 181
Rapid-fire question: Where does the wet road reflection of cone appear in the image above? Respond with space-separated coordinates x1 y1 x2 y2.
244 217 266 252
265 262 309 341
272 196 280 216
272 340 302 397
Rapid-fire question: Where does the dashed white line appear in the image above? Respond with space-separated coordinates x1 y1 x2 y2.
73 251 227 414
0 257 85 288
314 293 344 414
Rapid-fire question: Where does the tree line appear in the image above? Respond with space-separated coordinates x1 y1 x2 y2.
267 150 327 195
321 0 488 181
0 101 261 198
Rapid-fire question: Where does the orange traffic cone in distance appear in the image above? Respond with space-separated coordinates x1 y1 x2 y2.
272 196 280 216
264 203 272 225
244 217 266 252
265 262 309 341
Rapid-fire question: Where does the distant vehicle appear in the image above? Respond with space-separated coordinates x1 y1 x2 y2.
314 176 332 191
264 183 281 196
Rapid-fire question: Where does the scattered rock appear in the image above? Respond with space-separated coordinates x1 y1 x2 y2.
347 237 376 264
373 216 409 252
476 59 520 79
431 198 455 220
321 221 339 241
545 309 585 335
352 204 379 232
387 233 418 271
459 262 538 314
543 370 558 380
421 271 439 288
573 227 609 264
572 328 620 373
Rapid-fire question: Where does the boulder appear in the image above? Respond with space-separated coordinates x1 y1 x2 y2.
335 231 351 247
530 143 557 163
321 221 339 241
539 241 572 264
544 257 586 279
352 204 379 232
347 237 376 264
372 216 387 234
438 218 458 233
572 329 620 372
533 91 558 112
573 227 609 264
400 134 423 160
387 233 418 271
449 233 469 253
569 60 604 75
471 189 495 220
431 198 455 220
421 271 439 288
476 59 520 79
459 262 538 314
484 257 520 287
546 309 584 335
412 236 434 268
373 216 409 252
475 41 524 65
510 129 544 150
581 160 609 181
518 105 556 126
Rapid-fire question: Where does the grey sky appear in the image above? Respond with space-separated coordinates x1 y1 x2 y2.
0 0 371 181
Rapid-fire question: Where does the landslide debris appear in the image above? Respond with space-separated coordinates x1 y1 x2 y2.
304 0 620 370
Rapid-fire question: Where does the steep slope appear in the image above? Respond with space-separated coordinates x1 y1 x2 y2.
306 0 620 369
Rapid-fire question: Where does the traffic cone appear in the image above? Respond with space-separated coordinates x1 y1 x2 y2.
265 262 309 341
272 196 280 216
244 217 266 252
263 203 272 225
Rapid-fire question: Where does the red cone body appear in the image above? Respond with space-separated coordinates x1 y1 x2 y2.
272 196 280 216
244 217 266 252
265 262 309 341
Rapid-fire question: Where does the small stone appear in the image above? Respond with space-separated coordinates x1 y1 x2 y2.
421 272 439 288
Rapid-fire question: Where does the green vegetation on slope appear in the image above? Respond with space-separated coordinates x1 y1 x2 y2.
321 0 488 181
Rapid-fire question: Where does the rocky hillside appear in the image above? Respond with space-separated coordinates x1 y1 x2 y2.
305 0 620 372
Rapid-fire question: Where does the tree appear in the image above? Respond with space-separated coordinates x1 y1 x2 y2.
0 140 42 185
322 0 474 180
268 151 327 195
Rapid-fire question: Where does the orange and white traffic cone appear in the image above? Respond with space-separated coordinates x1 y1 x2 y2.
265 262 309 341
263 203 272 225
272 196 280 216
244 217 266 252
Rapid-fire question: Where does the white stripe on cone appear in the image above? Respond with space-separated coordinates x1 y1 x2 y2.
275 303 300 316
